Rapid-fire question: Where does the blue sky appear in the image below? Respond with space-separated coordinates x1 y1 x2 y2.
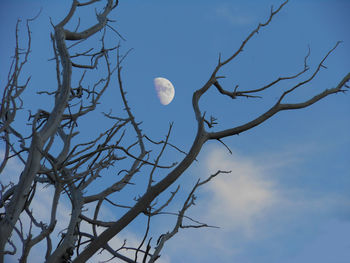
1 0 349 263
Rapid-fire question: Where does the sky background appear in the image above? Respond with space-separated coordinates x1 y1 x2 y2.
1 0 350 263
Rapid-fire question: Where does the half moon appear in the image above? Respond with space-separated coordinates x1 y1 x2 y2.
154 77 175 105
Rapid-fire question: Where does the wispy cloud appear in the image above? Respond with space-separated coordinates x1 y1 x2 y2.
215 4 255 26
200 146 350 232
162 144 350 262
201 148 280 237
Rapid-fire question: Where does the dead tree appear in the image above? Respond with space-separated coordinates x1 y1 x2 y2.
0 0 349 262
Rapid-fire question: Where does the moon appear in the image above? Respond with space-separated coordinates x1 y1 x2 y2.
154 77 175 105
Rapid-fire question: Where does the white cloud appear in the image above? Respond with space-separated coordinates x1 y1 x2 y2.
200 147 280 237
160 144 350 262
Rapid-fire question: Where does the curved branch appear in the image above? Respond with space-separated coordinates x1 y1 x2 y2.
63 0 116 40
192 0 289 126
208 71 350 140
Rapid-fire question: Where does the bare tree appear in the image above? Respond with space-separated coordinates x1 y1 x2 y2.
0 0 349 262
